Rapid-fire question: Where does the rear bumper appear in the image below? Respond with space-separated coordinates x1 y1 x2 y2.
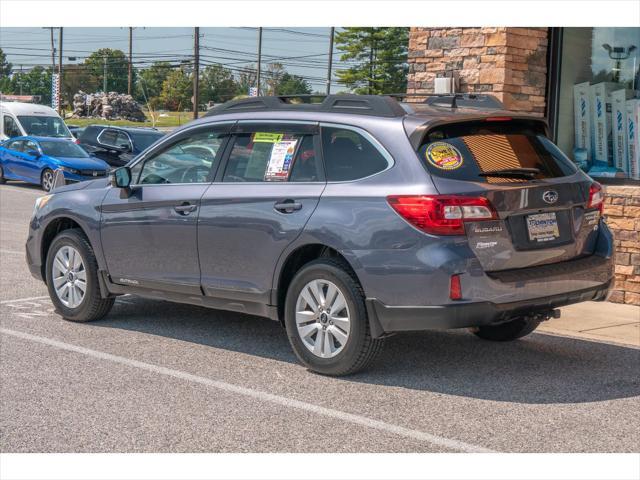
366 247 614 336
367 279 612 335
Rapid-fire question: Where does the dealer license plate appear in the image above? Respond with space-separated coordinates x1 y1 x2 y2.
526 212 560 242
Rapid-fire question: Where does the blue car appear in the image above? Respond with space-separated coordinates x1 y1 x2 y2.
0 136 110 191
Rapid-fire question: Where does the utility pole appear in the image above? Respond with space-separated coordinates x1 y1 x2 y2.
193 27 200 119
58 27 63 114
369 29 374 95
128 27 133 96
103 56 107 92
19 65 23 95
49 27 55 70
326 27 335 95
256 27 262 95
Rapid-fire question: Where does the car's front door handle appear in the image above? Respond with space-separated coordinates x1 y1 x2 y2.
174 203 197 215
274 199 303 213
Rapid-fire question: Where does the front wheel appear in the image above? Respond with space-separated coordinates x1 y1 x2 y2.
472 317 541 342
46 229 114 322
41 168 55 192
0 165 6 184
284 258 384 376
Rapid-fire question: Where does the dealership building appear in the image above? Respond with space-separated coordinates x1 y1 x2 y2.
406 27 640 305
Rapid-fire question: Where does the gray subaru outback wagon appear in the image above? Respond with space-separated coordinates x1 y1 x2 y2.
25 94 614 375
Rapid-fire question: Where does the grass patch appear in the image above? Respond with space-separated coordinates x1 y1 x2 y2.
64 111 198 129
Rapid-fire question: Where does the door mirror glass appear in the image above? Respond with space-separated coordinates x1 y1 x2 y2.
110 166 131 188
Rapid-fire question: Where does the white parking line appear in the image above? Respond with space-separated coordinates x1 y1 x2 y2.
0 249 24 255
0 326 496 453
0 295 49 305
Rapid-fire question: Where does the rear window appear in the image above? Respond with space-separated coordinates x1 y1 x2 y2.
418 122 577 183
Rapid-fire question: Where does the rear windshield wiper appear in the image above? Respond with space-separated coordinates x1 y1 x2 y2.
478 167 540 178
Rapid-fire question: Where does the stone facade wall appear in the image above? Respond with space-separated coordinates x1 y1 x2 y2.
604 186 640 306
407 27 548 115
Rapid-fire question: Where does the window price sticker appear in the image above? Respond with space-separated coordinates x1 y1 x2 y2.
253 132 284 143
265 139 298 181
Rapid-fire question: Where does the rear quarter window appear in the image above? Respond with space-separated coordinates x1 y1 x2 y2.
418 121 577 183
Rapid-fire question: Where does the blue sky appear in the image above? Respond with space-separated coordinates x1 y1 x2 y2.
0 27 347 92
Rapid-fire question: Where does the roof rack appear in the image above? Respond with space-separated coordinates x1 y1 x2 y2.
204 94 407 118
388 92 504 110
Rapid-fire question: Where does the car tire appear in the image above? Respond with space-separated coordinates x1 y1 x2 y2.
284 258 384 376
0 165 6 184
472 317 541 342
45 229 114 322
41 168 55 192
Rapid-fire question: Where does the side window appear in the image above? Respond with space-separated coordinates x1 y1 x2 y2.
98 129 130 150
223 131 305 182
289 135 322 182
137 130 225 185
3 116 22 138
23 140 39 155
6 140 24 152
321 126 390 181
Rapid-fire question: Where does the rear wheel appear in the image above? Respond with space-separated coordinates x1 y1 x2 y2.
41 168 54 192
46 229 114 322
472 317 540 342
284 258 384 376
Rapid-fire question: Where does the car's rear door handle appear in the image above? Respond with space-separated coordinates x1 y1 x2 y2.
274 199 302 213
174 202 197 215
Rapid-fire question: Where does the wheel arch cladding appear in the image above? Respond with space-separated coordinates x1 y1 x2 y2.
275 243 361 325
40 217 86 280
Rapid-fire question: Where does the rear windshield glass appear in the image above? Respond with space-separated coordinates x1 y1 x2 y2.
418 122 577 183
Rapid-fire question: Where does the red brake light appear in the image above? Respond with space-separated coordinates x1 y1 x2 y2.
387 195 497 235
587 182 604 214
485 116 513 122
449 274 462 300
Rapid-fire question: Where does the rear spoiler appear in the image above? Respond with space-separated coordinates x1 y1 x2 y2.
404 115 550 151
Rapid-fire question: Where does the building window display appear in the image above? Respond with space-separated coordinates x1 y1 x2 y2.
556 28 640 181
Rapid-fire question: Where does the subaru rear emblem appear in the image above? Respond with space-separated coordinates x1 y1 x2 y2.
542 190 558 204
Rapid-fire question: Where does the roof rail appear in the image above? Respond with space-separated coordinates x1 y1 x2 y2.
204 94 407 118
388 92 504 110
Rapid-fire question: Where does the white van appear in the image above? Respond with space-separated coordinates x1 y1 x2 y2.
0 102 72 141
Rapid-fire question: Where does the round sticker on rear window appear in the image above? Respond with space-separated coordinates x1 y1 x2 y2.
425 142 463 170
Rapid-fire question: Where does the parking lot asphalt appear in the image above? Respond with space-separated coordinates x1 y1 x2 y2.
1 182 639 453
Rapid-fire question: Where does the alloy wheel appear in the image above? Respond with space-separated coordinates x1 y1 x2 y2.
295 279 351 358
51 245 87 309
42 170 54 191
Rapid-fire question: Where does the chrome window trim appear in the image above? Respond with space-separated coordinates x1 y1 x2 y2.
319 121 395 183
97 128 133 152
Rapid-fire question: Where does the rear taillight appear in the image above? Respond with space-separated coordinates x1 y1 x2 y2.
387 195 497 235
587 182 604 214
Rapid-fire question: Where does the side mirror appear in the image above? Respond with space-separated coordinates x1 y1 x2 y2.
110 166 132 189
27 150 41 158
118 143 132 153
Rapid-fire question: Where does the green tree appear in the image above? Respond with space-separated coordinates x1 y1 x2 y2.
10 66 53 104
276 73 312 95
136 61 172 107
263 62 285 95
235 65 257 97
159 68 192 111
84 48 130 93
199 64 237 104
334 27 409 94
0 48 13 93
62 64 98 107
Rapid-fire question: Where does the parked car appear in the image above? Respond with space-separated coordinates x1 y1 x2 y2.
26 94 614 375
66 125 86 139
0 136 109 191
1 102 73 141
77 125 164 167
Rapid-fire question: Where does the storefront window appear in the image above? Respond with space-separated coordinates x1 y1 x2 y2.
556 27 640 182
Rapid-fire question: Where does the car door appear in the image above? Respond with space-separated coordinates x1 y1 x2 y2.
0 139 25 178
198 121 325 311
13 139 43 182
100 123 231 294
96 128 133 167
